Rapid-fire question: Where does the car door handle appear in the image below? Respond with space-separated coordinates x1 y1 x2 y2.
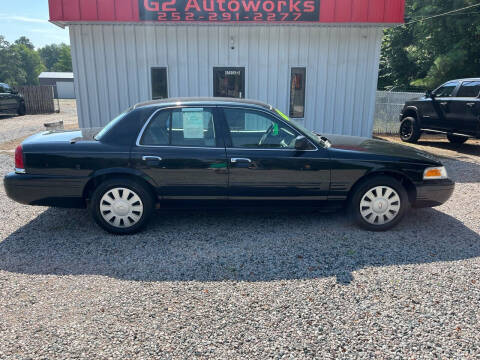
466 102 475 107
230 158 252 163
439 102 448 106
142 156 162 162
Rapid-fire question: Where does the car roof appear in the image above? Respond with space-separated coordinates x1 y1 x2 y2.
449 78 480 82
133 97 273 111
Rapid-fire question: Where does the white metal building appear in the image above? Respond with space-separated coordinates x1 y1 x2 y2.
49 0 404 137
38 72 75 99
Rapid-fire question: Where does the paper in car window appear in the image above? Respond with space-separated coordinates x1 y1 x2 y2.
182 109 205 139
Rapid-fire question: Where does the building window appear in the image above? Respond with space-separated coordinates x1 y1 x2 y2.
151 67 168 100
213 67 245 98
289 67 306 118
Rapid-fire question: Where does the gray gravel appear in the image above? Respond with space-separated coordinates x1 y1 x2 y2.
0 150 479 359
0 100 77 144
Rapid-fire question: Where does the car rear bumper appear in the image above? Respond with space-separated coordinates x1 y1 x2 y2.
4 172 86 208
413 179 455 208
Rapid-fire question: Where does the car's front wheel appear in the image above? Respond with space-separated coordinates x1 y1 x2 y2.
351 176 408 231
447 133 468 144
17 102 26 116
89 178 155 234
399 117 421 143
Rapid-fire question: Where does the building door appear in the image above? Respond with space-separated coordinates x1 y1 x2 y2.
56 81 75 99
213 67 245 98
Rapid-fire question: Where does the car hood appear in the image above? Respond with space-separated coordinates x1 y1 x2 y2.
325 134 441 165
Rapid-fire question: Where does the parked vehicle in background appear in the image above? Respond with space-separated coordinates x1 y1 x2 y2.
0 83 26 116
4 98 454 234
399 78 480 144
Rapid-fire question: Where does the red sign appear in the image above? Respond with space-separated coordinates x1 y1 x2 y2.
139 0 320 22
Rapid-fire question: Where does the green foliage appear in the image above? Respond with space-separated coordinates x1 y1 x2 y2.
14 36 34 50
0 36 25 85
0 36 72 86
38 43 72 72
379 0 480 90
11 43 46 85
52 44 73 72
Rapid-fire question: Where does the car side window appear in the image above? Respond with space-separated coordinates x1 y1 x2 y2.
433 81 458 97
456 81 480 98
224 108 300 149
140 108 216 147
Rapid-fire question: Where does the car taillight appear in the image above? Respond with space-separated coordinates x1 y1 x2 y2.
15 145 25 173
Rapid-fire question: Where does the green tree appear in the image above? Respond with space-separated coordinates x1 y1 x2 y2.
11 42 45 85
0 36 25 86
38 43 62 71
379 0 480 90
14 36 35 50
51 44 72 72
38 43 72 72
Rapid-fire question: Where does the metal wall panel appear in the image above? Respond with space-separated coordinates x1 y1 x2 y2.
70 24 383 136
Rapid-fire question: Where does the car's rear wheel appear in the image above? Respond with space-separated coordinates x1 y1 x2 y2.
447 133 468 144
17 103 26 116
399 117 421 143
89 178 154 234
351 176 409 231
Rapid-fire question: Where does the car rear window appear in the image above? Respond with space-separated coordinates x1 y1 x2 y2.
94 108 132 140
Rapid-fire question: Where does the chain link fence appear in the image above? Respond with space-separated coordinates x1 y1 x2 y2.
373 91 424 135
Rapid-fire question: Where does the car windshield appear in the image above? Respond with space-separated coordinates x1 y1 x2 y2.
274 108 330 147
94 108 132 140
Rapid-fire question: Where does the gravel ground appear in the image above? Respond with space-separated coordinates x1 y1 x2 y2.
0 137 479 358
0 100 78 144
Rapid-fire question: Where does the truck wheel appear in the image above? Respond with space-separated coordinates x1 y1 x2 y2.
17 103 26 116
399 117 421 143
89 178 155 235
350 176 409 231
447 133 468 144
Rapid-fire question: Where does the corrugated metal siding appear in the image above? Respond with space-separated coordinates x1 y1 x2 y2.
51 0 405 23
70 24 383 137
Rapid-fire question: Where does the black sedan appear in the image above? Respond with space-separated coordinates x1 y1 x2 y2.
4 98 454 234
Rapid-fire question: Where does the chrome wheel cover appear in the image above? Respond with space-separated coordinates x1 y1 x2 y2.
99 187 143 228
360 186 401 225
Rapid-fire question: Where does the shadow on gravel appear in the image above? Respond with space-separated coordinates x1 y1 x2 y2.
414 140 480 157
0 206 479 284
0 115 15 120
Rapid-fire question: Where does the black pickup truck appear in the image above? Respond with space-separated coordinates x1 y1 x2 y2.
399 78 480 144
0 82 26 116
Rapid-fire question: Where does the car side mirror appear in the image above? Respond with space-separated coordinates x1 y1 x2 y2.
294 135 311 151
11 89 18 94
426 90 434 99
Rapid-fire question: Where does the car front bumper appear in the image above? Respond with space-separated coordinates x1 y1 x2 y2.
4 172 86 208
413 178 455 208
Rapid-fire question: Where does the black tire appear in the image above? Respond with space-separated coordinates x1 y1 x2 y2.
89 178 155 235
399 117 421 143
447 133 468 144
17 103 26 116
350 176 409 232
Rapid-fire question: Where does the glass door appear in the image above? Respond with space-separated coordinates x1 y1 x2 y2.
213 67 245 98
